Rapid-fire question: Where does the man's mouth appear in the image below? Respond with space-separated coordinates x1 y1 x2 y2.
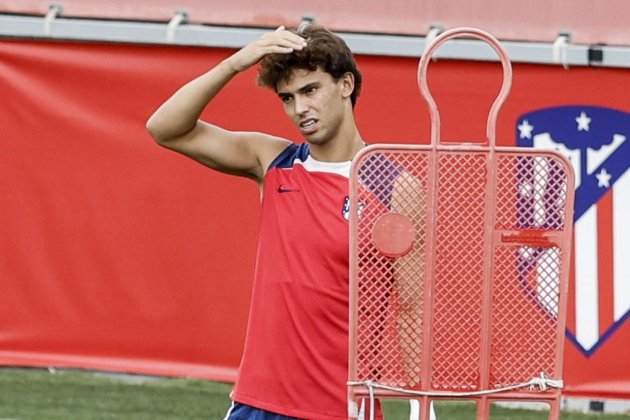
299 118 319 134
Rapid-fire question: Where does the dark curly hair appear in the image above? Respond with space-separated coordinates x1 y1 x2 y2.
258 25 362 108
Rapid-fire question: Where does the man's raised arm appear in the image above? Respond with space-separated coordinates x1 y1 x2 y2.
145 27 307 182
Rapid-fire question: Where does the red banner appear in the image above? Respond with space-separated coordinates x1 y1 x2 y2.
1 39 628 398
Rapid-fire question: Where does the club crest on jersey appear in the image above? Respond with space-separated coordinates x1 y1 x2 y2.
516 105 630 356
342 196 365 220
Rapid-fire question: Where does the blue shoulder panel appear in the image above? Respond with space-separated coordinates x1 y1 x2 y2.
268 143 310 170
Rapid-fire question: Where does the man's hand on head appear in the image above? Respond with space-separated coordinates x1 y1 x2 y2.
225 26 307 73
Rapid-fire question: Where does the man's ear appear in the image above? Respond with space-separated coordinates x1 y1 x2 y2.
340 72 355 100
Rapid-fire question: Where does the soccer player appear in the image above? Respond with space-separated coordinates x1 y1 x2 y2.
146 24 370 419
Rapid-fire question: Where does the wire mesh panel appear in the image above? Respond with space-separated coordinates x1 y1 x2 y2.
431 152 488 391
490 153 571 388
348 146 574 417
352 151 430 388
348 27 574 420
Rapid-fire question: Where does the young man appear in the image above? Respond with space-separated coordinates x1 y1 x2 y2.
147 24 368 419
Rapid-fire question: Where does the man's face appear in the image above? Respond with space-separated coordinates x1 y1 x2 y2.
276 68 352 145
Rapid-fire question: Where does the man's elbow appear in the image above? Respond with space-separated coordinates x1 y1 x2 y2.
145 116 169 145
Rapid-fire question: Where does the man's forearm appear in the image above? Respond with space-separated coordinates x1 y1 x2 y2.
146 27 306 144
146 59 238 143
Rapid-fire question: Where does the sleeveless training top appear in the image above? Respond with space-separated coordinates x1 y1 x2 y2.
232 143 354 419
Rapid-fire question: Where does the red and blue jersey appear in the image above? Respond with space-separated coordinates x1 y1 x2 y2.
232 143 355 419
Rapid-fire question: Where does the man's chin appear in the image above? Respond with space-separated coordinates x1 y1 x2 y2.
303 132 327 145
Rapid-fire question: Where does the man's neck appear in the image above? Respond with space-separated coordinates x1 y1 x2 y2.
309 138 364 163
308 116 364 162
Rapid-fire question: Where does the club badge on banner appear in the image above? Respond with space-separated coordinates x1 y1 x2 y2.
516 105 630 357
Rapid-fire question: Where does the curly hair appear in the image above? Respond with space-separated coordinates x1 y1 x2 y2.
258 25 362 108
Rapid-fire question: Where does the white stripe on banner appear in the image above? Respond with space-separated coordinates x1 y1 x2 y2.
614 170 630 321
575 205 599 349
537 249 560 317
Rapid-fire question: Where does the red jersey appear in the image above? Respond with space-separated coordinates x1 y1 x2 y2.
232 143 354 419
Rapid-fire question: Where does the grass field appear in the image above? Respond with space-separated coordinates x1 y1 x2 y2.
0 367 627 420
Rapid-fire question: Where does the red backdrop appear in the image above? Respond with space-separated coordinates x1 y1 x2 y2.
1 39 629 398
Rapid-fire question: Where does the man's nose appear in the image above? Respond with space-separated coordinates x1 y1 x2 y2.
294 95 309 115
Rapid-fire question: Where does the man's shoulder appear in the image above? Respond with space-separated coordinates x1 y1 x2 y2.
267 142 310 170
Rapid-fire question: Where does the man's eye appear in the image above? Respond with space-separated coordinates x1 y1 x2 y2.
281 96 293 104
305 87 317 95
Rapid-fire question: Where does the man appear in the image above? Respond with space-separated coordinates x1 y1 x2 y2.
147 24 369 419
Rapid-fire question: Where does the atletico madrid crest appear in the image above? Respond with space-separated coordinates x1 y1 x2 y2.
516 105 630 356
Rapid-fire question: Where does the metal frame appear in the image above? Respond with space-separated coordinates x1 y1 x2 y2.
348 28 575 420
1 13 629 68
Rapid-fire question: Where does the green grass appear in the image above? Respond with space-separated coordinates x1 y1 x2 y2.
0 367 231 420
0 367 627 419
